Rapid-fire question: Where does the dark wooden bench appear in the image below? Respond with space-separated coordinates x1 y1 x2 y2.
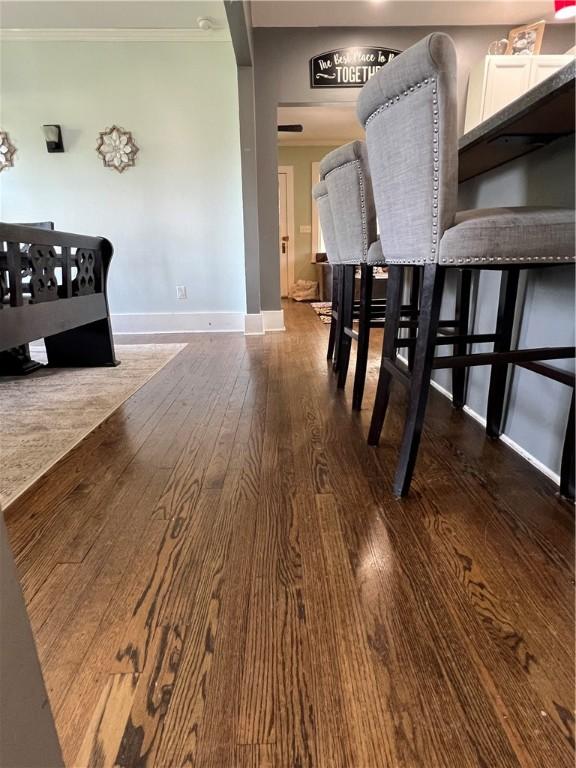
0 222 118 375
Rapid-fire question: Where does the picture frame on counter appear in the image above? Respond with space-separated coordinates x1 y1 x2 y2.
506 20 545 56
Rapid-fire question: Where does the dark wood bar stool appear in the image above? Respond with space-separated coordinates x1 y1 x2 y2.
319 141 388 408
357 33 575 498
318 141 472 412
312 181 344 369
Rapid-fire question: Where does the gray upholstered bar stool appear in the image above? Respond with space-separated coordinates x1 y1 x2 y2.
312 180 342 366
357 32 575 498
320 140 388 408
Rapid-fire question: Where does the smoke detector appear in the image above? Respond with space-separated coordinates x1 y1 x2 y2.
197 16 215 31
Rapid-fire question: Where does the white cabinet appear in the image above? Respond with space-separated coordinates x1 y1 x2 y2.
530 55 574 86
464 55 574 133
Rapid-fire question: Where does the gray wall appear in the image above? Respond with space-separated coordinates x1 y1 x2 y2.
252 24 574 310
226 1 262 317
451 136 575 475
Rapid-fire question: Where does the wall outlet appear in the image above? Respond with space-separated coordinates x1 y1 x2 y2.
176 285 187 300
300 224 312 234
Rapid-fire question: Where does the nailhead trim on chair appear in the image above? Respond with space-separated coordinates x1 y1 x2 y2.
431 78 439 264
440 254 576 264
365 80 575 268
324 158 369 261
356 160 368 259
365 77 439 265
364 77 433 126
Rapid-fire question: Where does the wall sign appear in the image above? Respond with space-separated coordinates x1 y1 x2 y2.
310 47 401 89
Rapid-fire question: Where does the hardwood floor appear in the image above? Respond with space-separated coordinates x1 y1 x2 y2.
4 301 574 768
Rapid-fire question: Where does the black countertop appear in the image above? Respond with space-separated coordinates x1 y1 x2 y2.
458 59 575 182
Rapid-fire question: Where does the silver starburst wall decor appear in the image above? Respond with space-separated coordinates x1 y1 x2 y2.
96 125 139 173
0 131 16 172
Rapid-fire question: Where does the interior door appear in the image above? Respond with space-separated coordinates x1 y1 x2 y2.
278 171 289 297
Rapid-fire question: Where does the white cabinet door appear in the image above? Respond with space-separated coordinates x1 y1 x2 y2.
482 57 531 120
529 55 574 87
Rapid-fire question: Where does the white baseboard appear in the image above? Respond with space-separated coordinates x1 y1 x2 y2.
244 313 264 336
262 310 285 332
460 402 561 486
111 312 244 334
398 354 560 487
112 310 286 336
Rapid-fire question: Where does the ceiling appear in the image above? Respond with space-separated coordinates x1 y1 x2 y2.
0 1 229 30
252 1 565 27
1 0 570 31
277 105 364 145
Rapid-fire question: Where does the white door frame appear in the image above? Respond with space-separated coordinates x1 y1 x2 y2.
278 165 295 296
311 161 321 260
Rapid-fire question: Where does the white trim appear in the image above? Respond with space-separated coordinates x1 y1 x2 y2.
427 375 561 487
0 28 231 43
111 312 244 335
429 376 454 402
460 403 561 486
397 352 560 487
311 160 321 263
262 309 286 332
278 165 295 297
244 313 264 336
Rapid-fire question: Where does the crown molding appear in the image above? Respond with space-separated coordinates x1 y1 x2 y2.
0 27 231 42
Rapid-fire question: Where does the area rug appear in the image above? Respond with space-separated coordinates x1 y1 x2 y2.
0 343 186 509
311 302 332 324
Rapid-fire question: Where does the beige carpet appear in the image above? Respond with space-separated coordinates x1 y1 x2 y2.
0 343 186 509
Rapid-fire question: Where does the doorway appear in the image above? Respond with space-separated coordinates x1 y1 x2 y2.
278 165 295 298
277 104 363 302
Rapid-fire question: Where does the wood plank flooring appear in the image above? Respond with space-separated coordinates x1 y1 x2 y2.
4 301 574 768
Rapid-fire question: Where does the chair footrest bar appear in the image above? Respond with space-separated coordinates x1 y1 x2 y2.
432 346 575 370
396 332 498 348
382 356 411 386
518 361 576 387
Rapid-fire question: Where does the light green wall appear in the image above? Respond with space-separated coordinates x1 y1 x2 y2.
0 41 246 323
277 145 337 284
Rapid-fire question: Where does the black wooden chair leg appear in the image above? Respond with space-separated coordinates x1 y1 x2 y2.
393 265 445 497
337 265 355 389
352 264 374 410
560 389 575 500
327 265 339 363
486 268 520 438
368 265 404 445
407 267 421 372
452 268 472 409
0 344 43 376
332 265 345 373
45 317 118 367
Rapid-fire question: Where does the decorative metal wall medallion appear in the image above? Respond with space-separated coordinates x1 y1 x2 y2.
0 131 16 172
96 125 139 173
